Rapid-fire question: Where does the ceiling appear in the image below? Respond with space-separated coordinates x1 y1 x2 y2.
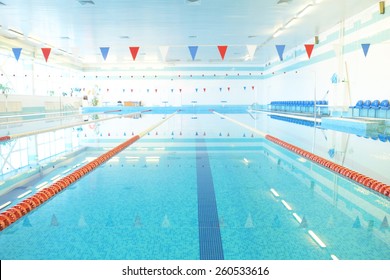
0 0 380 67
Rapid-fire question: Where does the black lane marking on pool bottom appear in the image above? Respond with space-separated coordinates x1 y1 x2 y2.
196 138 224 260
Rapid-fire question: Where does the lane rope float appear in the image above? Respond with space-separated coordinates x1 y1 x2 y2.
0 110 178 231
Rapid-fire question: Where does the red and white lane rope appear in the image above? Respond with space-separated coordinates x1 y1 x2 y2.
0 110 178 231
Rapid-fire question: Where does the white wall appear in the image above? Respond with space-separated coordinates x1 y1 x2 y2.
261 2 390 109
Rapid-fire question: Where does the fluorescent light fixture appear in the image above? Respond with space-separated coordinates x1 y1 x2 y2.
154 147 165 151
17 190 32 199
297 4 313 18
61 168 72 174
35 182 48 189
8 28 24 38
284 17 297 28
293 213 302 223
136 147 148 151
243 158 249 164
51 175 61 181
281 199 292 210
308 230 327 248
126 156 140 159
331 254 339 260
270 188 280 197
0 201 11 210
28 36 43 45
273 28 283 38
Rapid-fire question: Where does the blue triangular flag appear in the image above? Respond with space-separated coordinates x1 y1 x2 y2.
12 48 22 61
188 46 198 61
275 45 286 61
272 215 281 228
361 43 370 57
328 148 335 158
353 216 361 228
51 214 59 226
100 47 110 60
23 216 32 227
380 216 388 229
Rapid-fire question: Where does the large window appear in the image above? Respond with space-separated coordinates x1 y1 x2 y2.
0 138 28 175
37 130 65 161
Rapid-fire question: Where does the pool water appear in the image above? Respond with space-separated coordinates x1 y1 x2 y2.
0 113 389 260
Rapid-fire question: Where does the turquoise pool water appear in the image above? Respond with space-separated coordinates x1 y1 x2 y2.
0 139 390 259
0 113 389 260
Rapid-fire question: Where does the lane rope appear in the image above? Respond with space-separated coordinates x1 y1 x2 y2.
0 110 178 231
211 110 390 198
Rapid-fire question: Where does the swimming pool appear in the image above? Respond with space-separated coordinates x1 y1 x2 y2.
0 112 389 260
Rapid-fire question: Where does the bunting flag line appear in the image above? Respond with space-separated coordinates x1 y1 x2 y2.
188 46 198 61
41 48 51 62
361 43 370 57
100 47 110 61
304 44 314 59
129 46 140 60
12 48 22 61
218 45 228 60
275 45 285 61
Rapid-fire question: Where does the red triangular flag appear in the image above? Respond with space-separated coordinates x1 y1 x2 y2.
304 44 314 59
129 46 140 60
41 48 51 62
218 45 228 60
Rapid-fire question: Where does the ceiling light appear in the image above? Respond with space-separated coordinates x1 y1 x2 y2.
284 17 297 28
297 4 313 18
331 254 339 260
273 28 283 38
0 201 11 210
8 28 24 38
308 230 326 248
292 213 302 223
270 188 280 197
28 36 43 45
281 199 292 210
